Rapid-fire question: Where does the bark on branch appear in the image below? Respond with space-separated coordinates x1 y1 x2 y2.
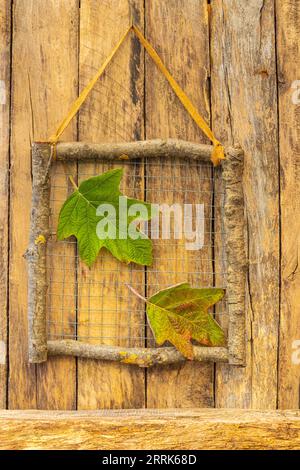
47 340 229 367
54 139 214 162
24 143 51 363
223 145 246 365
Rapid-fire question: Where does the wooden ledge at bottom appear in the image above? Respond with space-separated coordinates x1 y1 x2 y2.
0 409 300 450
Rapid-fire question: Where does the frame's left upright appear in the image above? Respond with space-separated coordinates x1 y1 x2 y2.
25 142 51 363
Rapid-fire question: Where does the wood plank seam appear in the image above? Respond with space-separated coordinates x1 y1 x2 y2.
0 0 12 410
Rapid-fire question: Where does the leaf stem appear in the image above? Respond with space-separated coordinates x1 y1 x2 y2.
69 175 78 190
126 284 147 303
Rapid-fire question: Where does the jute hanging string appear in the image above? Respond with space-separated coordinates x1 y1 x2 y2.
47 25 225 166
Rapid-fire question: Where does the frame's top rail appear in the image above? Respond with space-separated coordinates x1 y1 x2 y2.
53 139 214 162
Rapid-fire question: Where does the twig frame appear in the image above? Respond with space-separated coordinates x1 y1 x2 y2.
26 140 246 366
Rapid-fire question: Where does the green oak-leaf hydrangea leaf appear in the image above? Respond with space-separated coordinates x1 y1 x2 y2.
128 283 226 359
57 168 153 267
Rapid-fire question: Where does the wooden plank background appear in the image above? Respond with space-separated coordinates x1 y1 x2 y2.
1 0 299 410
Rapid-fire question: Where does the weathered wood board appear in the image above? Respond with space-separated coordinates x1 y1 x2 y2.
0 409 299 450
211 0 280 409
0 0 11 409
276 0 300 409
77 0 146 409
35 1 79 411
145 0 214 409
9 0 78 409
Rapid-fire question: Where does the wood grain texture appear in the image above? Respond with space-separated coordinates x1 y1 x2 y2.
9 0 78 409
0 409 299 449
211 0 279 408
9 0 38 408
276 0 300 409
145 0 214 408
77 0 146 409
34 0 79 410
0 0 11 409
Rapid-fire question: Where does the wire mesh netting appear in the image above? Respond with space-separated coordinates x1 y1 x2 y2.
46 158 228 349
45 5 228 351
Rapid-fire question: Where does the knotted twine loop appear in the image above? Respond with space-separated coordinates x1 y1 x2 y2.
211 141 225 167
44 25 225 166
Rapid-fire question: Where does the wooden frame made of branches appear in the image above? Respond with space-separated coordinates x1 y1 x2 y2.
25 139 246 367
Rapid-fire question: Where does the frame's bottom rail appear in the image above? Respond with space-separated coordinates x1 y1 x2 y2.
47 340 229 367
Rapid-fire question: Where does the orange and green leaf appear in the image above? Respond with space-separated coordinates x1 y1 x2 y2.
128 282 226 360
